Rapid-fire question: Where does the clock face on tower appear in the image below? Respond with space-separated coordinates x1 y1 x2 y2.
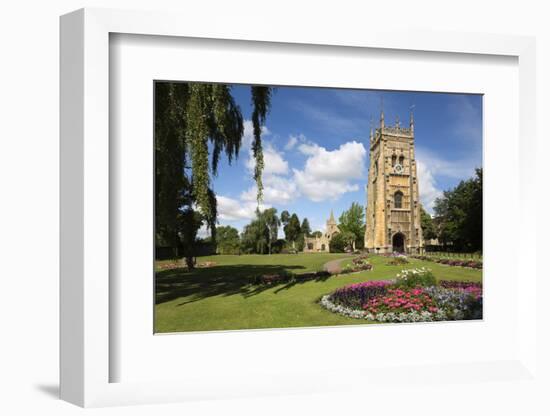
394 163 404 174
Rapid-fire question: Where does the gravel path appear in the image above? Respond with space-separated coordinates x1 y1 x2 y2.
323 257 353 274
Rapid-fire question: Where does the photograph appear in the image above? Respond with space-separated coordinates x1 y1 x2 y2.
154 82 483 333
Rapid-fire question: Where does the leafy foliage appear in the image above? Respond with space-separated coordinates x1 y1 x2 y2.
241 208 281 254
216 226 240 254
300 218 311 238
338 202 365 250
329 232 346 253
434 168 482 252
154 82 272 258
393 268 437 289
250 86 272 202
420 205 437 240
285 214 302 247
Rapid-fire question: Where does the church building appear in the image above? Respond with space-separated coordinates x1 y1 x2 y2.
364 110 424 254
303 210 340 253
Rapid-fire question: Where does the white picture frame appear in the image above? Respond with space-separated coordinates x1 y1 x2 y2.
60 7 539 408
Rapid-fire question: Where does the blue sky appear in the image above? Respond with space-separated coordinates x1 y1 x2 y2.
204 85 482 237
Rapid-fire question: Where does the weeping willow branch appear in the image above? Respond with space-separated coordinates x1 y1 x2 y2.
251 86 272 203
186 84 211 214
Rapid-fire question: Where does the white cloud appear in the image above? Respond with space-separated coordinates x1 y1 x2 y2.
241 119 270 149
241 175 299 205
416 147 479 180
196 224 211 239
416 160 442 214
285 135 298 150
292 140 367 202
246 142 288 176
217 195 269 221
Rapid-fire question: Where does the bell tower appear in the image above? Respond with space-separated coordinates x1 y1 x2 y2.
364 109 424 254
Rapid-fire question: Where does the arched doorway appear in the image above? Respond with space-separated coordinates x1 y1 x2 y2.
392 233 405 253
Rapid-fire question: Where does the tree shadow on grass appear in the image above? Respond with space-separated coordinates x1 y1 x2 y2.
155 264 308 305
272 273 333 294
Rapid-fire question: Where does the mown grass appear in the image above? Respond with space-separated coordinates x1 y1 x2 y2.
154 253 482 333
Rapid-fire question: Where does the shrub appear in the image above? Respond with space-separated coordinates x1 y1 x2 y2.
394 267 436 288
387 256 409 265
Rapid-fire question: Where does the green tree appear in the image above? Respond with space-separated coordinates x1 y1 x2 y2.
311 230 322 238
434 168 482 252
241 217 268 254
240 208 280 254
338 202 365 250
280 210 290 240
216 225 240 254
286 214 301 248
300 218 312 237
420 205 437 240
155 82 272 257
260 208 281 255
329 233 346 253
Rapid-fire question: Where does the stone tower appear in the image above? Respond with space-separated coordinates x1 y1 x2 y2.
364 110 424 254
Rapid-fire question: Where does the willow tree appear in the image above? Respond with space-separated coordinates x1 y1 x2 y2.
155 82 271 265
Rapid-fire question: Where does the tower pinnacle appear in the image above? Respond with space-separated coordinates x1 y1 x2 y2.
380 97 385 129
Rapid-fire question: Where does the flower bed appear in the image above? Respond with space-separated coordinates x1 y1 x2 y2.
329 280 394 309
320 268 482 323
340 256 373 274
411 255 482 269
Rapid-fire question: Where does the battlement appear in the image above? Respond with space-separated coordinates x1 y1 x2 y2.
380 125 413 137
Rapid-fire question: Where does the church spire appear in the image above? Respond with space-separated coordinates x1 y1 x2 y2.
409 104 415 134
380 97 385 129
328 209 336 224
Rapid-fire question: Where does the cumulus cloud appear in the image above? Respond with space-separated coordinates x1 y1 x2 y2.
217 195 269 221
416 160 442 214
241 119 270 149
292 140 367 202
241 175 299 205
246 142 289 176
285 135 298 151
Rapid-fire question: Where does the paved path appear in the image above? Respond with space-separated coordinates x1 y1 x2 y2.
323 257 353 274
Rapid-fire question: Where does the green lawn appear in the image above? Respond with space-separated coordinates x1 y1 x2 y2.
155 253 482 333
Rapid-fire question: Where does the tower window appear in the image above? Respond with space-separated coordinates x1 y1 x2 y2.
399 155 405 166
391 155 397 167
394 191 403 209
